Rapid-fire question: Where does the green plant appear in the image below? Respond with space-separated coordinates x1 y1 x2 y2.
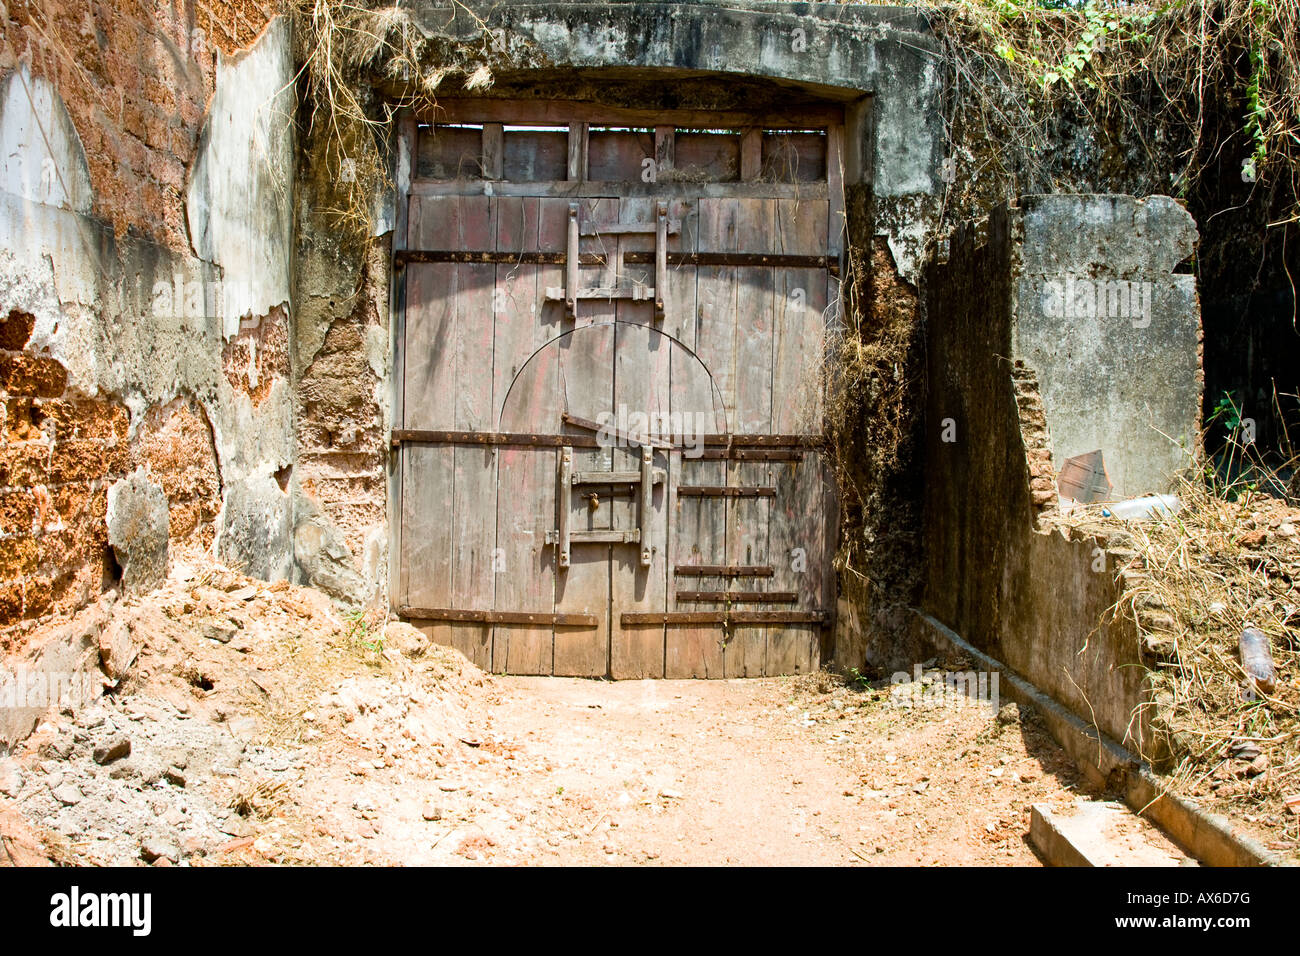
345 608 384 659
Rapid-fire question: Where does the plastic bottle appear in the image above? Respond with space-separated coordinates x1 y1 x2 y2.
1239 628 1276 696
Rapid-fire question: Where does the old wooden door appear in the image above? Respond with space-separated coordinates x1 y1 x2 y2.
393 101 843 677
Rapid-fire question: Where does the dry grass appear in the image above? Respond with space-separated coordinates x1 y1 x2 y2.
1091 451 1300 851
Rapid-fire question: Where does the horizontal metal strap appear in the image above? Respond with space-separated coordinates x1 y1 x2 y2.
392 429 824 454
625 251 839 275
677 486 776 497
401 607 598 627
673 565 774 577
394 251 838 275
675 591 798 603
392 429 598 449
396 250 613 267
697 448 804 461
621 610 827 625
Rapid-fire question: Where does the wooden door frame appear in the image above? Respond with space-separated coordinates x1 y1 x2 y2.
387 94 867 670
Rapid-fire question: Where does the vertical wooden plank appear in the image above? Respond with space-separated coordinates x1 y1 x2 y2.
665 455 726 678
567 122 588 182
732 202 776 435
399 445 454 650
773 199 830 435
482 122 504 180
610 322 669 679
695 199 739 433
554 323 614 676
826 124 846 257
722 459 769 677
450 443 496 669
575 197 618 330
615 197 656 327
740 127 762 181
400 193 459 643
441 197 497 668
492 201 560 674
766 454 821 676
654 125 675 179
662 197 698 347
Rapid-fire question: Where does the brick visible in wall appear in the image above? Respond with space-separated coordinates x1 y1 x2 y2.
0 0 274 250
223 305 290 406
131 397 220 553
297 309 387 561
1011 360 1060 519
0 311 130 646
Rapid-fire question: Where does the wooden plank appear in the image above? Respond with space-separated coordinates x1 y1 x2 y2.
439 195 497 669
773 198 830 435
610 319 669 679
613 197 658 329
426 99 845 132
761 131 828 183
673 565 773 577
723 460 771 676
417 124 482 180
553 322 614 676
734 202 776 436
654 126 674 179
394 429 598 449
574 198 618 328
694 203 739 434
826 124 845 257
394 112 416 253
580 219 679 236
492 275 561 672
666 455 727 678
695 198 777 436
390 429 823 452
676 591 797 603
399 445 454 649
673 132 740 183
450 441 496 670
567 122 588 182
766 450 829 676
740 127 762 181
493 197 541 425
503 129 568 182
482 123 504 180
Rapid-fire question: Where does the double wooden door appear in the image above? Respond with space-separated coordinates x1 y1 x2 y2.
394 104 841 677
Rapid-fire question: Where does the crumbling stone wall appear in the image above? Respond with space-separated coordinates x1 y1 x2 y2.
0 4 292 669
917 197 1201 757
0 0 270 249
0 310 129 641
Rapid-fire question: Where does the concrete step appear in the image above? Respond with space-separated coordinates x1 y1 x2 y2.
1030 801 1197 867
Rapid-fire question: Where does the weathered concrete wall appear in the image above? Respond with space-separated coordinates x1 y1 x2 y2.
918 197 1200 755
1013 195 1201 496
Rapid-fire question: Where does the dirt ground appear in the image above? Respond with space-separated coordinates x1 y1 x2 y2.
0 562 1109 867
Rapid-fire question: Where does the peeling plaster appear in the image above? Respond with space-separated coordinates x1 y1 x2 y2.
186 17 294 338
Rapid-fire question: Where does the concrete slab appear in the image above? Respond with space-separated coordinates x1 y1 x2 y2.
1031 801 1196 867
